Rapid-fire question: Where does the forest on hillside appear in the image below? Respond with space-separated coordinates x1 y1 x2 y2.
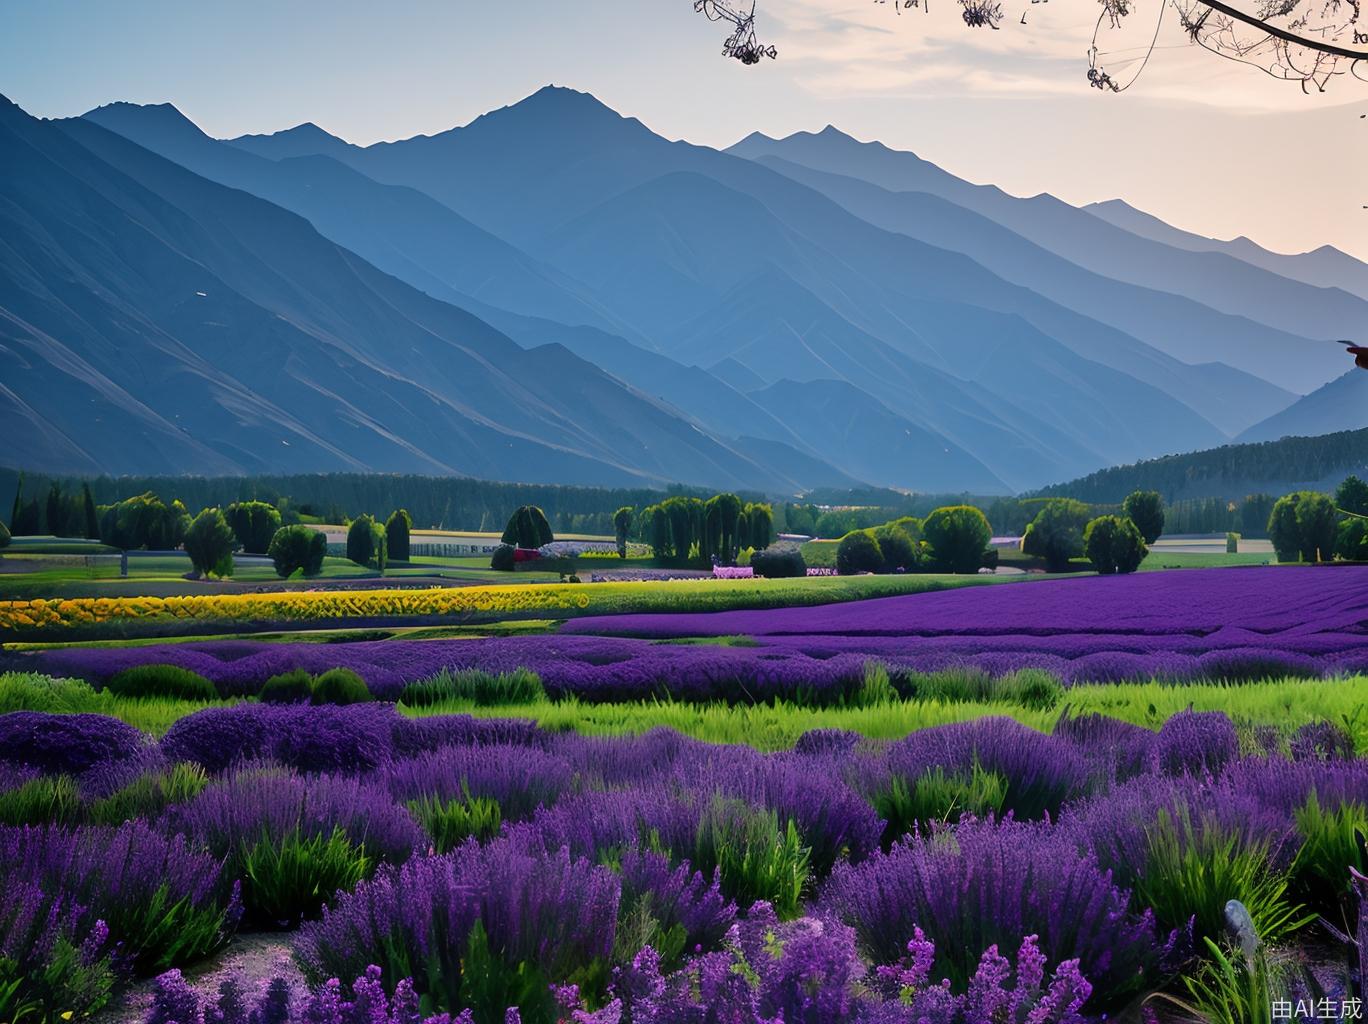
1033 427 1368 505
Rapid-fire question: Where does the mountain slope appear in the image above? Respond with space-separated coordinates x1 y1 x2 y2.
746 154 1302 420
727 127 1364 374
747 379 1009 493
0 95 834 489
1238 371 1368 443
1085 199 1368 304
80 102 629 337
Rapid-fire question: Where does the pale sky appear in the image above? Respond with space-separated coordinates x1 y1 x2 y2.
3 0 1365 259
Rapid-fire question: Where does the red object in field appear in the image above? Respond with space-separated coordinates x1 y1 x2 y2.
512 547 542 562
1349 346 1368 371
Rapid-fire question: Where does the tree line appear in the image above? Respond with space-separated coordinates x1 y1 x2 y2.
0 468 716 538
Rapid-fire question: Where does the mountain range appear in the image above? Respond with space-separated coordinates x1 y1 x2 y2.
2 86 1362 494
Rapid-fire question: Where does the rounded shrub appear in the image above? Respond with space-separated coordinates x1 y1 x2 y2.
182 507 235 579
267 524 327 578
835 530 883 575
310 668 372 705
490 543 516 571
750 546 806 578
258 669 315 704
106 664 217 701
1084 515 1148 574
922 505 992 574
1121 490 1165 544
1021 499 1090 572
385 508 412 562
873 524 917 572
225 501 282 555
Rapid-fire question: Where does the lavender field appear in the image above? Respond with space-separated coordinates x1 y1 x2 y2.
4 565 1368 1023
14 568 1368 702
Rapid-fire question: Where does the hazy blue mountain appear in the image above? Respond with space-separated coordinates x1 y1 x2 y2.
80 102 629 337
1238 370 1368 443
227 121 364 163
747 379 1009 493
747 154 1305 413
0 95 836 490
248 87 1234 487
727 127 1367 357
1085 199 1368 304
709 358 768 393
531 162 1228 486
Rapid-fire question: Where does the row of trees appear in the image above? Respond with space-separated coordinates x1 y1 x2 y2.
1019 491 1162 573
638 494 774 567
835 506 993 575
182 504 414 580
1268 476 1368 563
1 469 694 538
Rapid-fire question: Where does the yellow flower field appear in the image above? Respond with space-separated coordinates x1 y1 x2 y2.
0 584 593 632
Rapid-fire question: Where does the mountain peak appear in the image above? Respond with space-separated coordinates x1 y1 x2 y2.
225 119 355 161
82 100 210 146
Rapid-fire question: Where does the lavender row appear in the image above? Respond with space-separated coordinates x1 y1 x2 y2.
8 631 1368 711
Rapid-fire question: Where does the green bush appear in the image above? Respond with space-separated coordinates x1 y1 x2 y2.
259 669 315 704
613 507 634 559
922 505 992 574
836 530 883 575
501 506 554 549
1083 515 1148 574
1122 490 1165 544
106 664 217 701
310 668 371 705
346 515 379 567
692 799 811 920
0 775 81 825
1021 499 1090 572
386 509 412 562
268 524 327 578
183 507 235 578
238 825 372 927
407 791 504 853
873 525 918 572
87 763 209 825
1226 532 1241 554
750 547 807 578
874 764 1006 848
1337 518 1368 561
490 544 516 571
225 501 282 555
1268 491 1337 563
399 668 544 707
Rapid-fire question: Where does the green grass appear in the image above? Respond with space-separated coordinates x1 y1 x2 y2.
1139 551 1274 571
6 671 1366 746
397 676 1368 751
